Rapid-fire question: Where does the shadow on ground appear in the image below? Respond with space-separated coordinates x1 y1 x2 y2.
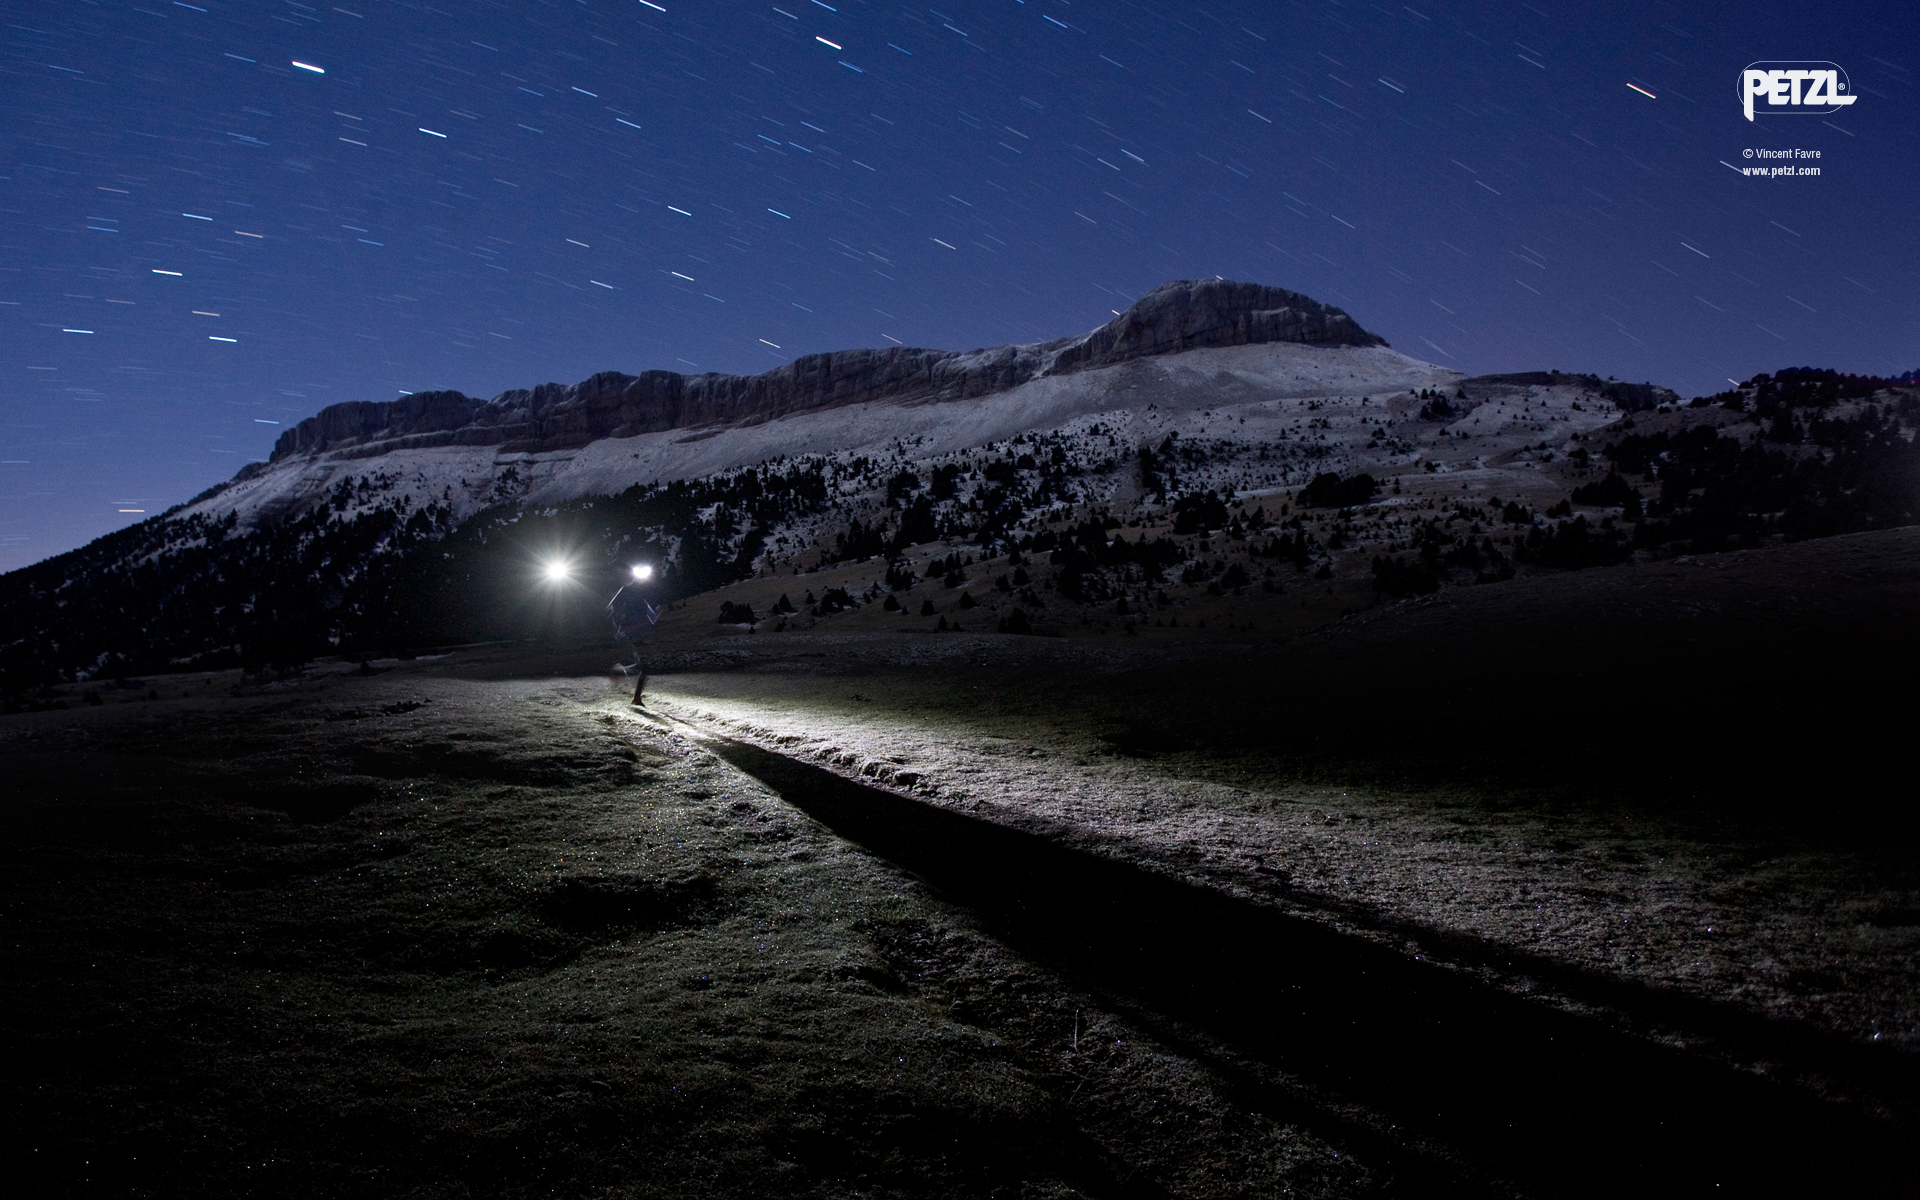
709 736 1918 1199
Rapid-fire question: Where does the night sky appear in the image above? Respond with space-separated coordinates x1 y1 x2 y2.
3 0 1913 571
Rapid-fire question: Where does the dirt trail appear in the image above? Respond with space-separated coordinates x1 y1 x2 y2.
693 734 1909 1198
652 634 1920 1069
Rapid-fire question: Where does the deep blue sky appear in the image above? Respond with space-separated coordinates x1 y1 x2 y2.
3 0 1913 570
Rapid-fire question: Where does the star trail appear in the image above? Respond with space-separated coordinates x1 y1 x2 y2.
0 0 1912 570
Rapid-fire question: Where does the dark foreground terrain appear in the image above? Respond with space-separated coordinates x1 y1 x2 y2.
5 529 1918 1198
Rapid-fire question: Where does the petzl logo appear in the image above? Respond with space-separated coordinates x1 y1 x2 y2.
1741 62 1856 121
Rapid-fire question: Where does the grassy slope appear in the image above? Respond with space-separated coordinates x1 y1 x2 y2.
4 526 1916 1198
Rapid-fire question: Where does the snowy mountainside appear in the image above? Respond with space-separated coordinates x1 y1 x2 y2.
56 275 1918 695
0 351 1635 689
0 280 1416 683
185 339 1456 537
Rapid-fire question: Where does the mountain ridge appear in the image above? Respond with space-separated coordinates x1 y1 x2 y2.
258 279 1383 467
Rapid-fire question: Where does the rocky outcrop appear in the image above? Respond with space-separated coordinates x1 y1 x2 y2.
1044 279 1382 373
1463 371 1681 412
269 279 1384 463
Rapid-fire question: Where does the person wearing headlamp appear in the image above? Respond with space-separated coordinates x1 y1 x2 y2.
607 563 663 704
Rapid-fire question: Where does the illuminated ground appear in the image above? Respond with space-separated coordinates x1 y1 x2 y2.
4 527 1917 1198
